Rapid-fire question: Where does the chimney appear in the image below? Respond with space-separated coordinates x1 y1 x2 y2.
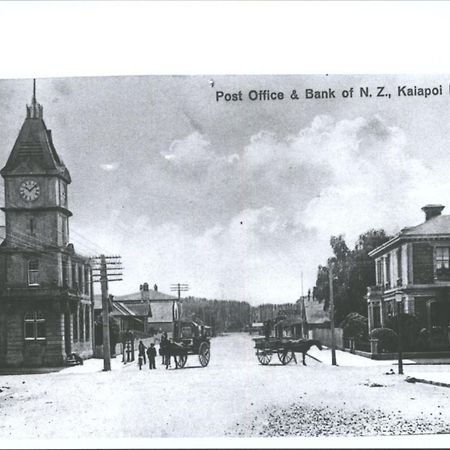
422 204 445 221
141 282 149 301
154 284 158 292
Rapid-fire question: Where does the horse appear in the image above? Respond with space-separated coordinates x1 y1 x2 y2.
284 339 323 366
160 341 187 369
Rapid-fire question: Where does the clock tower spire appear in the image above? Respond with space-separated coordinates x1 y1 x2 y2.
1 79 72 248
26 78 43 119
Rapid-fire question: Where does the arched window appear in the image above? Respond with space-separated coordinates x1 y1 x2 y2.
24 311 46 340
28 260 39 286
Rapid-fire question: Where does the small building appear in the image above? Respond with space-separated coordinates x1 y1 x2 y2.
367 204 450 349
249 322 264 335
96 283 180 336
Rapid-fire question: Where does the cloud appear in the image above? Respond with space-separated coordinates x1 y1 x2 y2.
80 114 444 304
161 131 215 169
100 162 120 171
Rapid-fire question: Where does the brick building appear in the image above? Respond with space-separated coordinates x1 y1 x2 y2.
367 204 450 349
0 82 93 367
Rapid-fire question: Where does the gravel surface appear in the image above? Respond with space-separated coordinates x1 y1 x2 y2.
229 403 450 437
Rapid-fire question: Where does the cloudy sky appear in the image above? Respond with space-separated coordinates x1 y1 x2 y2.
1 74 450 304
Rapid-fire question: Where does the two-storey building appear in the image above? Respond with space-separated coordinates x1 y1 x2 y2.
0 82 93 367
367 205 450 348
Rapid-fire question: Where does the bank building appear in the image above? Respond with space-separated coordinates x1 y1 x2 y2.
0 82 94 367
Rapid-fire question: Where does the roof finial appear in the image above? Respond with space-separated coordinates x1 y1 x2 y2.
32 78 36 105
26 78 43 119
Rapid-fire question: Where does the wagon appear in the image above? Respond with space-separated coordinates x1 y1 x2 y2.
160 320 211 368
253 336 323 366
253 336 296 365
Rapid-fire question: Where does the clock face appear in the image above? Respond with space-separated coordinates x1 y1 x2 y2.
19 180 40 202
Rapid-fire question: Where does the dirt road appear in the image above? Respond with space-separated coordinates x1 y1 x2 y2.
0 333 449 440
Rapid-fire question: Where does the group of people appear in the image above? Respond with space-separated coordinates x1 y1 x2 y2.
137 331 175 370
137 340 157 369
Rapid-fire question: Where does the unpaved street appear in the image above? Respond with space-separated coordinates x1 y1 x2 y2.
0 333 449 439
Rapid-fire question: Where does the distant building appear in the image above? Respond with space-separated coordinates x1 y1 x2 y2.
0 83 93 367
95 282 181 336
367 204 450 349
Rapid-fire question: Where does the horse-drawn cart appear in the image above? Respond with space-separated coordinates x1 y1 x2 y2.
253 336 322 366
160 320 211 368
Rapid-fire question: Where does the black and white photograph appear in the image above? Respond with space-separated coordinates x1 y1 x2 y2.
1 2 450 449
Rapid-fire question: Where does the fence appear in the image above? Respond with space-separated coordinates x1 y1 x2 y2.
95 336 156 360
309 327 344 349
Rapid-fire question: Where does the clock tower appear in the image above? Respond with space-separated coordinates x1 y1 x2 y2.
0 81 93 367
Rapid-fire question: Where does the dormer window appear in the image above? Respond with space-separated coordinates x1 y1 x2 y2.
28 260 39 286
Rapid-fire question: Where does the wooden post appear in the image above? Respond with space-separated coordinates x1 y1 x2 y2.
329 261 337 366
100 254 111 371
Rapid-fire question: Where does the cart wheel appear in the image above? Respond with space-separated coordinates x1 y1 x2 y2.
198 342 210 367
174 354 188 369
256 349 272 365
277 350 294 365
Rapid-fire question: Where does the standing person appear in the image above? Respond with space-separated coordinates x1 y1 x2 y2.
138 340 147 365
147 343 157 370
160 331 168 366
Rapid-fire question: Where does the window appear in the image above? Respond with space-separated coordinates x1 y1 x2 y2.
28 218 36 236
62 260 69 287
435 247 450 279
435 247 450 269
28 260 39 286
397 248 402 284
24 311 46 340
385 255 391 288
376 259 383 286
80 306 85 342
85 306 90 341
84 267 90 295
78 265 83 292
73 307 78 342
72 263 77 290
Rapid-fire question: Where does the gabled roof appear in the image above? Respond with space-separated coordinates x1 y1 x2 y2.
369 213 450 258
111 301 151 317
1 86 71 182
115 289 176 301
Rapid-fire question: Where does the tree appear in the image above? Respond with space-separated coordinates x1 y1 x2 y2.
314 229 392 323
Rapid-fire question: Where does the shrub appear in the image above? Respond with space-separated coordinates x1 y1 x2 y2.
340 312 368 340
416 328 431 351
370 327 398 352
385 313 421 351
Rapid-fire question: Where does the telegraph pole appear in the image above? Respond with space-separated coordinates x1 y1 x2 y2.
92 255 123 371
170 283 189 332
328 261 337 366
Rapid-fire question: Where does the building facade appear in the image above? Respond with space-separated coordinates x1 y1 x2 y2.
367 205 450 349
102 283 180 336
0 84 94 367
